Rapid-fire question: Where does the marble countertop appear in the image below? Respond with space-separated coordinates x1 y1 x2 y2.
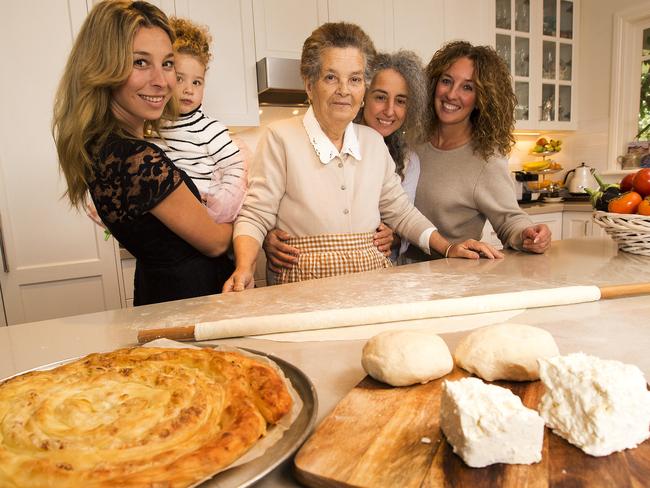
2 238 649 487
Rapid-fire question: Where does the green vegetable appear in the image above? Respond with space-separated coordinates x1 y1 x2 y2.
585 170 621 211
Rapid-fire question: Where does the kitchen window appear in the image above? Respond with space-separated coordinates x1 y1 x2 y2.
608 5 650 171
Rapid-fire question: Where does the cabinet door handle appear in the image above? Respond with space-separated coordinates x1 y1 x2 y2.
0 214 8 272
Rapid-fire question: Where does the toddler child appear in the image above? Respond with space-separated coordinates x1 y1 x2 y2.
151 17 247 223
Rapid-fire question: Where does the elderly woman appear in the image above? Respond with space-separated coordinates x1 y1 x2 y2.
406 41 552 262
224 24 501 292
264 49 433 270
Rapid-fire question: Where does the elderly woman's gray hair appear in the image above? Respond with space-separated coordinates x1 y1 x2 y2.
356 50 426 179
300 22 376 85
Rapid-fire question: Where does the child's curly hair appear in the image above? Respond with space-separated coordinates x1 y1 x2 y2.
170 17 212 67
421 41 516 160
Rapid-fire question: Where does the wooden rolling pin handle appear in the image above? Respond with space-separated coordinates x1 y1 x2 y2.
137 325 196 344
599 283 650 300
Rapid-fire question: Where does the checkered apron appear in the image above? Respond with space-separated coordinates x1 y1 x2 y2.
268 232 392 285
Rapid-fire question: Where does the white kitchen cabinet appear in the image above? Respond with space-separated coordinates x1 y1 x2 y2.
530 211 563 238
494 0 579 130
562 211 609 238
120 258 136 308
253 0 493 66
252 0 326 60
175 0 259 126
0 0 122 325
480 221 505 249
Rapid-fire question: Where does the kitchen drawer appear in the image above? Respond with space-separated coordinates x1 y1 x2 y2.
529 212 563 240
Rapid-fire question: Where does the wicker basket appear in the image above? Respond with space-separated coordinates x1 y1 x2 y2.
592 211 650 256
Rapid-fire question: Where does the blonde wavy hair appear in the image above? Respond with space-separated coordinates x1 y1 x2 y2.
170 17 212 68
52 0 177 209
421 40 516 160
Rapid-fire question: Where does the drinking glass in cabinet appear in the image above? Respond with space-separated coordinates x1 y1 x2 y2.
559 86 571 122
515 0 530 32
496 34 512 71
496 0 511 29
559 44 572 81
542 41 556 79
515 37 529 77
560 0 574 39
541 84 555 121
543 0 556 36
515 82 529 120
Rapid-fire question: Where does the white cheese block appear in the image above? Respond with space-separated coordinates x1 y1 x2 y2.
440 377 544 467
538 353 650 457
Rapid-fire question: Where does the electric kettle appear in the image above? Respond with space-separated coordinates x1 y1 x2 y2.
563 162 597 194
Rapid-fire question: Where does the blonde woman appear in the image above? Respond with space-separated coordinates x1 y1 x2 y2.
53 0 233 305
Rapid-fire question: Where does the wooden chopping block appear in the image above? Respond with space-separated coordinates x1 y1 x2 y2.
293 367 650 488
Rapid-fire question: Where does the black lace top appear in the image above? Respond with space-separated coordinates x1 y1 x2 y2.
88 134 233 306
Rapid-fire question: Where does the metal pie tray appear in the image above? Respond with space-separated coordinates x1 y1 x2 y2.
1 347 318 488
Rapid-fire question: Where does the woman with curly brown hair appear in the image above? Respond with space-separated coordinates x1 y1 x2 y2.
405 40 551 261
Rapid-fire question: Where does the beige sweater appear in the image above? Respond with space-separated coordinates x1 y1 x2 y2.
234 115 434 251
407 142 533 260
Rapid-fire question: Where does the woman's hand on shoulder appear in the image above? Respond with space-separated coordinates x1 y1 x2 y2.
263 229 299 272
448 239 505 260
374 223 394 257
521 224 552 254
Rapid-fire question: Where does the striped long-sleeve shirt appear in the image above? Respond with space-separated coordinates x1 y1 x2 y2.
151 106 247 222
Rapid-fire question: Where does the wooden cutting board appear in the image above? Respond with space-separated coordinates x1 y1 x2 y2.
294 367 650 488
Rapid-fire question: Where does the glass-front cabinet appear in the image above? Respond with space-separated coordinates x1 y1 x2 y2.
494 0 578 130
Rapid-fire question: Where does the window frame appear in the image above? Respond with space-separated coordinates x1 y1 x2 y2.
607 5 650 173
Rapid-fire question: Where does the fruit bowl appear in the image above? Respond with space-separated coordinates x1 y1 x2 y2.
528 150 559 157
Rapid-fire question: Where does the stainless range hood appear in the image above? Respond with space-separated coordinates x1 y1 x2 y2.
256 57 308 106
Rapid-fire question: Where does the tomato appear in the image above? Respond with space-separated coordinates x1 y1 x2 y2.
620 172 636 192
608 191 642 214
632 168 650 197
638 197 650 216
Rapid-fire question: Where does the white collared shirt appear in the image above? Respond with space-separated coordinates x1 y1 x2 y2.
302 106 362 164
235 111 435 254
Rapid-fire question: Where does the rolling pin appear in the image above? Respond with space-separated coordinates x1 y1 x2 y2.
137 283 650 343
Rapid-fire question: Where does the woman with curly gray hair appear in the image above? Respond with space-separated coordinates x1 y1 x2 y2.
405 40 551 262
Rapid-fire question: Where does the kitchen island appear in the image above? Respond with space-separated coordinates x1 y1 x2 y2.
2 238 649 487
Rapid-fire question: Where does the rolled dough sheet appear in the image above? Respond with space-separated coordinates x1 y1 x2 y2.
194 286 600 341
250 309 523 342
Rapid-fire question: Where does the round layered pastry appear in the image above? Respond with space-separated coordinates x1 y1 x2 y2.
0 346 293 487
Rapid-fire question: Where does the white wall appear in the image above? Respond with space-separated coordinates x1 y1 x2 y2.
572 0 650 180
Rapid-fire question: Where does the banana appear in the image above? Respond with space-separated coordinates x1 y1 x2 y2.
522 160 551 172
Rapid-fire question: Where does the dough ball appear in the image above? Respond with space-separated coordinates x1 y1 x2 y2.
361 330 453 387
454 323 559 381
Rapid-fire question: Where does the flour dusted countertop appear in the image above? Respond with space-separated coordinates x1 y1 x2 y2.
1 238 649 487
